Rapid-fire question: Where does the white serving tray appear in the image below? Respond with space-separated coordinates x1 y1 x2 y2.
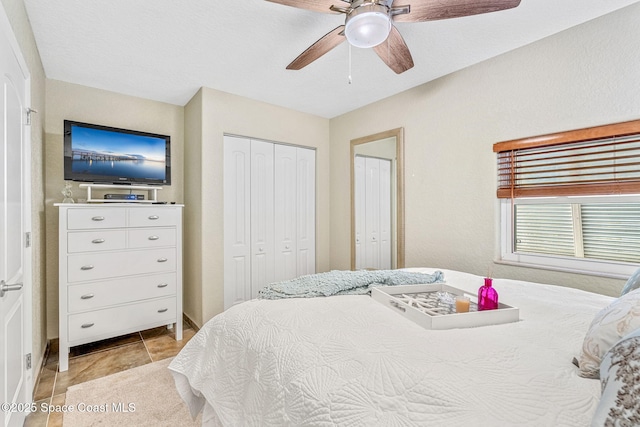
371 283 519 330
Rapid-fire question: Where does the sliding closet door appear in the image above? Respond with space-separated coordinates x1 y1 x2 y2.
274 145 298 282
296 147 316 276
250 140 275 298
223 136 251 309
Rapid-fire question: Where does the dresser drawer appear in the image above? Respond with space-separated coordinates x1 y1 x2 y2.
129 208 179 227
67 273 176 312
128 227 176 248
67 208 127 230
68 296 177 342
67 248 177 282
67 230 127 253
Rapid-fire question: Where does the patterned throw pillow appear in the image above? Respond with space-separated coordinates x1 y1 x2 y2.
578 288 640 379
591 328 640 426
621 268 640 296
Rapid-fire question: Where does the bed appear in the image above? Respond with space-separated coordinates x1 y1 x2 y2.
168 268 638 426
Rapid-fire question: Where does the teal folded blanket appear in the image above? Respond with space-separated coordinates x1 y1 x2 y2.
257 270 444 300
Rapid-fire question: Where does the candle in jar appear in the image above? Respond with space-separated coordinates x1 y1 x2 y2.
455 295 470 313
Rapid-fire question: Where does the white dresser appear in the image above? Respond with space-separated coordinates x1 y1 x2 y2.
57 204 183 372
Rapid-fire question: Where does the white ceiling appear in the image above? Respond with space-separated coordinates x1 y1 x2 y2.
23 0 640 118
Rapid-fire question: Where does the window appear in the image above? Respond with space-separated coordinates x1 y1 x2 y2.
494 120 640 278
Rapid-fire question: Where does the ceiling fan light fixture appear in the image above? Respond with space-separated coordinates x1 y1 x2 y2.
345 4 392 49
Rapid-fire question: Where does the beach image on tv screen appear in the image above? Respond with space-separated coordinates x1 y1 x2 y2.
70 125 166 180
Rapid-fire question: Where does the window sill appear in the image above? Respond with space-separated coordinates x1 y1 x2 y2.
494 258 632 280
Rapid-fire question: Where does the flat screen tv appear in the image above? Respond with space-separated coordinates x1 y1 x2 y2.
63 120 171 186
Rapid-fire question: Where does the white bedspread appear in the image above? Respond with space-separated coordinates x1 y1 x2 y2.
169 268 614 426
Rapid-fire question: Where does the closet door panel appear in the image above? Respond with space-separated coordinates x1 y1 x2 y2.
364 157 381 269
354 156 365 270
223 136 252 309
296 147 316 277
379 159 392 270
250 140 275 298
274 145 298 282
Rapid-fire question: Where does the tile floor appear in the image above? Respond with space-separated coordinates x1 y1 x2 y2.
24 322 196 427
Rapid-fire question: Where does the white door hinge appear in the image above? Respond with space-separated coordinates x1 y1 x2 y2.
25 353 31 370
25 232 31 248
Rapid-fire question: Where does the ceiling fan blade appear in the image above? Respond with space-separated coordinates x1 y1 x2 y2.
287 26 346 70
265 0 341 14
373 26 414 74
393 0 521 23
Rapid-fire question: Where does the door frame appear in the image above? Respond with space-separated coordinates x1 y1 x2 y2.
0 2 34 400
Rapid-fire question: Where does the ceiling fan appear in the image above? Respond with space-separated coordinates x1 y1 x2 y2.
267 0 521 74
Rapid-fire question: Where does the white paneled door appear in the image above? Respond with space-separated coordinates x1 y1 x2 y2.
224 136 316 309
1 6 32 426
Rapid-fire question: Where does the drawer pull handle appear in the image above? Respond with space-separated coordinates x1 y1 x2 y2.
157 308 168 313
91 216 105 221
81 265 94 270
157 258 168 263
81 323 95 328
148 235 160 241
148 215 160 220
157 283 168 288
80 294 95 300
92 238 105 244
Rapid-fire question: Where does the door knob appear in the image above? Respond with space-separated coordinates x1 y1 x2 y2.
1 280 23 297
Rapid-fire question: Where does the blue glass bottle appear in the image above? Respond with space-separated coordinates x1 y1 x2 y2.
478 278 499 310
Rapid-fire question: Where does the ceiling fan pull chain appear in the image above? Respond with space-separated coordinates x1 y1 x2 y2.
348 43 352 84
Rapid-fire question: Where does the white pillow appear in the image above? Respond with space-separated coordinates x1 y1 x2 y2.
621 267 640 296
591 328 640 426
578 288 640 379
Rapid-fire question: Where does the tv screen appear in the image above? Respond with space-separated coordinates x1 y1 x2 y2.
63 120 171 185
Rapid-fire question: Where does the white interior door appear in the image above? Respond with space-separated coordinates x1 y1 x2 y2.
1 7 31 426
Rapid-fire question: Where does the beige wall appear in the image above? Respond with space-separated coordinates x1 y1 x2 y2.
182 90 203 325
44 80 185 337
330 3 640 297
184 87 330 325
1 0 47 377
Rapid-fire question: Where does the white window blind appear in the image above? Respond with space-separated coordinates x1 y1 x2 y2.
581 203 640 263
513 202 640 264
514 204 575 256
